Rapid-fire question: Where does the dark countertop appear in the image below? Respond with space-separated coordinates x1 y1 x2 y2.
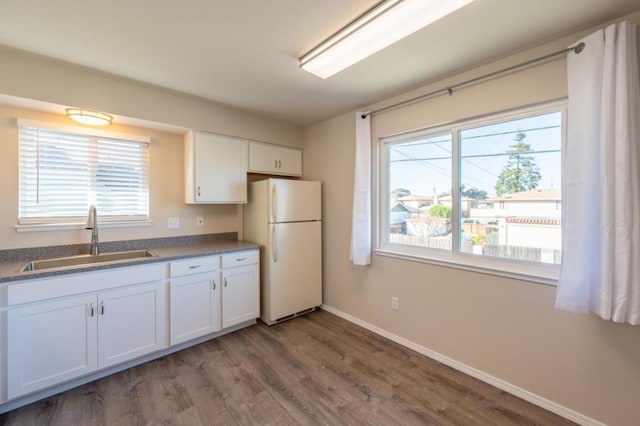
0 233 259 284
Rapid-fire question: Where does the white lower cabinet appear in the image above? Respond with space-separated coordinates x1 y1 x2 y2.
221 251 260 328
169 251 259 339
6 269 167 399
97 282 167 369
7 294 98 399
169 256 221 345
2 250 259 406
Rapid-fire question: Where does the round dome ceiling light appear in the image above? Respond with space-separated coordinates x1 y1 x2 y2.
65 108 113 126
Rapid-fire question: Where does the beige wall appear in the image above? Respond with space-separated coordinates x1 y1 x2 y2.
0 46 303 249
303 14 640 426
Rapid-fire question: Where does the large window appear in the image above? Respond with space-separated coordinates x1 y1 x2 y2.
380 103 564 279
18 119 150 226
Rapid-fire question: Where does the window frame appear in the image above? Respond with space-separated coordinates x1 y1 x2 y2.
377 100 566 284
16 119 151 231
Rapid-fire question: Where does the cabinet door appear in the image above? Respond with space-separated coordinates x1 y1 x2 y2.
186 131 248 204
277 146 302 176
248 142 277 174
97 281 167 369
7 294 98 398
221 265 259 328
248 142 302 176
169 271 221 345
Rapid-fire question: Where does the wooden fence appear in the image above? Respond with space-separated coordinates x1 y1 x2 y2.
389 234 472 252
482 244 561 264
388 234 560 264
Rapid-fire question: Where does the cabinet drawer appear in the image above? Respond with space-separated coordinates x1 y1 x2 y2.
7 263 165 306
170 256 219 277
221 250 259 268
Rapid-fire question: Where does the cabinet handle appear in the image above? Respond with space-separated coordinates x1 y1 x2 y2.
100 302 105 315
278 160 282 168
236 257 246 262
189 264 202 269
224 278 227 287
212 279 216 290
89 303 95 317
274 160 278 168
197 186 201 197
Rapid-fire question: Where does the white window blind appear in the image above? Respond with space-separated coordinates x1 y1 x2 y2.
18 120 150 225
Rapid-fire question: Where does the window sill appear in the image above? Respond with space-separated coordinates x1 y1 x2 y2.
374 247 559 286
14 220 152 233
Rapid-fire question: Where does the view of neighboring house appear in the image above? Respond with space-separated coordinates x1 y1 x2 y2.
439 195 478 217
483 188 560 252
390 202 418 233
394 194 434 209
484 188 561 218
392 188 561 263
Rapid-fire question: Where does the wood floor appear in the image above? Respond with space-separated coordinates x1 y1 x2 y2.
0 309 574 425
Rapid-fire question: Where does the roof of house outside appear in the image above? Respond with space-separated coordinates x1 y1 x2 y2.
391 203 420 213
438 195 477 202
490 188 560 202
396 195 433 202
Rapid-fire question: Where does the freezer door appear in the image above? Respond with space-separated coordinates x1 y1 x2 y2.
267 221 322 321
269 179 321 223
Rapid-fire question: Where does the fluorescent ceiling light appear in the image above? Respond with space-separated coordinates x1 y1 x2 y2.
65 108 113 126
300 0 476 79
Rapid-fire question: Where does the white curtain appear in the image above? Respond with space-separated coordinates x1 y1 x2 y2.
556 21 640 325
350 112 372 265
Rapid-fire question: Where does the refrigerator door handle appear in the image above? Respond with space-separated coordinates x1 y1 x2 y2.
271 183 277 223
271 224 278 263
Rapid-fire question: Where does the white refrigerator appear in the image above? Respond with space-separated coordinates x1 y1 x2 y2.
244 179 322 325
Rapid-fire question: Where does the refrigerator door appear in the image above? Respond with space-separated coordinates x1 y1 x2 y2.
269 179 321 223
267 221 322 321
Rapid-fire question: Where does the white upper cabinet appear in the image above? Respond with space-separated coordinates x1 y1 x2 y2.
184 131 248 204
248 142 302 177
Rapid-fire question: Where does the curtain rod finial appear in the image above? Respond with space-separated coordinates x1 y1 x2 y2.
361 112 370 119
574 42 585 54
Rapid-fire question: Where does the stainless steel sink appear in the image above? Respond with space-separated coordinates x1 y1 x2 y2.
17 250 157 273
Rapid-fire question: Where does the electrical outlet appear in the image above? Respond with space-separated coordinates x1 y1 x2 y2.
196 216 204 227
391 297 399 311
168 217 180 229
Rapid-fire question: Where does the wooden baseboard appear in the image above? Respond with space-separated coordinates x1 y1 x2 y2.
320 304 604 426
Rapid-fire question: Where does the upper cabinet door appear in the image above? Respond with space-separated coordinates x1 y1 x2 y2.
248 142 302 177
185 131 248 204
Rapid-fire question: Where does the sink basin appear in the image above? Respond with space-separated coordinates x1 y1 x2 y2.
18 250 157 273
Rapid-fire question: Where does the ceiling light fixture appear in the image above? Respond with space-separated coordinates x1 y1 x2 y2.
299 0 476 79
65 108 113 126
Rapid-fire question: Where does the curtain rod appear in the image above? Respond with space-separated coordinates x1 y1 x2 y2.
360 42 585 119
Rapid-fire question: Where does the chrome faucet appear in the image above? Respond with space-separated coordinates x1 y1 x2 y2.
85 205 99 255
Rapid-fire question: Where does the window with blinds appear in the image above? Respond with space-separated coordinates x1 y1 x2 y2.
18 120 150 225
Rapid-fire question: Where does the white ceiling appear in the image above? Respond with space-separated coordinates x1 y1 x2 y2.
0 0 639 126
